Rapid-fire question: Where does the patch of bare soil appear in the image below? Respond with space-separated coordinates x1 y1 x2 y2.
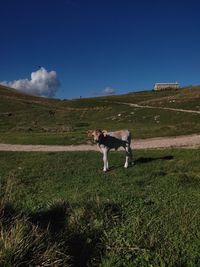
0 134 200 152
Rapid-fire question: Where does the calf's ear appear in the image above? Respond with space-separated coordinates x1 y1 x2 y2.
102 130 108 137
87 130 93 137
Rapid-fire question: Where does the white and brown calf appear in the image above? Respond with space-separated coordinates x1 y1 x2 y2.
88 129 133 172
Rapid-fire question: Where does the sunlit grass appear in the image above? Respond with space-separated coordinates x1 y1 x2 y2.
1 85 200 145
0 149 200 266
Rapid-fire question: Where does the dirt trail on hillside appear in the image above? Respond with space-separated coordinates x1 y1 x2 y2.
0 134 200 152
119 102 200 114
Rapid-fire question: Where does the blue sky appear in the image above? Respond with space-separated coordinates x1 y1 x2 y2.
0 0 200 99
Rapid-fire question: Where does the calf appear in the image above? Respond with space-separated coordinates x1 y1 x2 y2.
88 129 133 172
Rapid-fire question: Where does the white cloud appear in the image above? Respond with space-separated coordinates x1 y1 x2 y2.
1 67 60 97
103 87 116 95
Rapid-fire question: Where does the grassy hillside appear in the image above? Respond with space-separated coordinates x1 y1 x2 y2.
0 84 200 145
1 149 200 266
101 86 200 111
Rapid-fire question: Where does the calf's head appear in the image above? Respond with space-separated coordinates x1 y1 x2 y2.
87 129 106 142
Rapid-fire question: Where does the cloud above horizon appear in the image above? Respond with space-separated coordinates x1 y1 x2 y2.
1 67 60 97
103 87 116 95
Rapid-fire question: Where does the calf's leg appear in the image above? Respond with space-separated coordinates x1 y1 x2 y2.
124 146 129 168
124 145 133 168
102 148 109 172
128 146 133 165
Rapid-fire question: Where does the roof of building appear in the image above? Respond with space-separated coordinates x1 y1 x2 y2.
154 82 179 85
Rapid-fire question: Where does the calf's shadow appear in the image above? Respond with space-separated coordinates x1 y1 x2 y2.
107 155 174 171
135 155 174 164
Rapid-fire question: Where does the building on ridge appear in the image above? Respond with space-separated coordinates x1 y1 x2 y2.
154 82 180 91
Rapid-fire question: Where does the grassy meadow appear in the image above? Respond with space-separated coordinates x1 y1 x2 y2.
1 85 200 145
101 86 200 111
1 149 200 266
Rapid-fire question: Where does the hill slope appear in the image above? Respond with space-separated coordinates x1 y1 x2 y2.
98 85 200 110
0 85 200 145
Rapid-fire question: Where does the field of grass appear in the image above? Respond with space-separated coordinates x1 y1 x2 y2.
1 149 200 266
101 86 200 111
1 84 200 145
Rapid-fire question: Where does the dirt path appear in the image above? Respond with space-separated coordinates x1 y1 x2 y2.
119 102 200 114
0 134 200 152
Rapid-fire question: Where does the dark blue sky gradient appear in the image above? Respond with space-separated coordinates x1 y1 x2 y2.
1 0 200 98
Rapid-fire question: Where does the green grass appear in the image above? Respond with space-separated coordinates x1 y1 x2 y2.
1 84 200 145
0 105 200 145
1 149 200 266
101 86 200 111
